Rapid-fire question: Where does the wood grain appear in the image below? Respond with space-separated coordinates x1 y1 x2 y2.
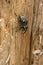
0 0 43 65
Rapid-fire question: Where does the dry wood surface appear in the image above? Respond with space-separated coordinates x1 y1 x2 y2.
0 0 43 65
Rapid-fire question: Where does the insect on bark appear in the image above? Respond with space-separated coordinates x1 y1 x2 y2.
19 15 28 33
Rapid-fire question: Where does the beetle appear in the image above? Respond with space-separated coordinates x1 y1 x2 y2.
19 15 28 33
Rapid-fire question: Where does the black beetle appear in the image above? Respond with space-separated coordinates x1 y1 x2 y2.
19 15 28 33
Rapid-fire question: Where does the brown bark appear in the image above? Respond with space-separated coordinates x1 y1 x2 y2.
0 0 43 65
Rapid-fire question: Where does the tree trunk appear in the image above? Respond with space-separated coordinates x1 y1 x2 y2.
0 0 43 65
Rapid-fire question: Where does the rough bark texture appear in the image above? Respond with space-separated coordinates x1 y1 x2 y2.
0 0 43 65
